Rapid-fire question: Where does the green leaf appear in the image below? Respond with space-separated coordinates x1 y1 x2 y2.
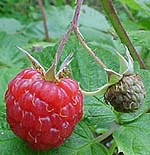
137 17 150 30
129 30 150 48
0 130 37 155
119 0 150 16
0 18 23 34
0 33 28 48
25 5 73 39
75 46 106 90
79 5 110 31
0 33 29 68
47 121 109 155
113 114 150 155
83 96 116 132
25 5 110 40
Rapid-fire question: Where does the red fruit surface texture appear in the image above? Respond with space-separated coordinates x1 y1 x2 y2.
5 68 83 150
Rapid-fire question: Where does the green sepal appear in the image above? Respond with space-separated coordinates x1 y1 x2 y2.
56 52 73 77
45 53 73 82
81 68 122 96
123 46 134 75
44 64 57 82
16 46 45 74
115 49 128 74
105 68 122 85
81 83 110 96
115 46 134 75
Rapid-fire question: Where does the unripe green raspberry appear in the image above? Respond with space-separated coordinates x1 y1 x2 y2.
81 46 146 113
104 74 145 112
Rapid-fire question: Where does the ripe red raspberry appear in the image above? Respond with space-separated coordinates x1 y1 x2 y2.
5 68 83 150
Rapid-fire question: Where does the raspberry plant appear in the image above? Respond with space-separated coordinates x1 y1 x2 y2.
1 0 150 155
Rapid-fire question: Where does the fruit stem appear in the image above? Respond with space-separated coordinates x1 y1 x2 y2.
100 0 146 69
91 122 119 144
45 0 84 81
53 0 84 67
73 26 107 69
53 25 73 69
44 24 73 81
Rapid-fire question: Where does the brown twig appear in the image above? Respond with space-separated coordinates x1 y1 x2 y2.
100 0 146 69
38 0 49 41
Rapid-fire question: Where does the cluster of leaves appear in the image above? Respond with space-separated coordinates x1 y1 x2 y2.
0 1 150 155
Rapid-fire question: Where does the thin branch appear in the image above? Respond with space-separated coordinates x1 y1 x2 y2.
45 0 84 80
53 24 73 68
38 0 49 41
73 25 107 69
100 0 146 69
72 0 83 25
52 0 84 68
